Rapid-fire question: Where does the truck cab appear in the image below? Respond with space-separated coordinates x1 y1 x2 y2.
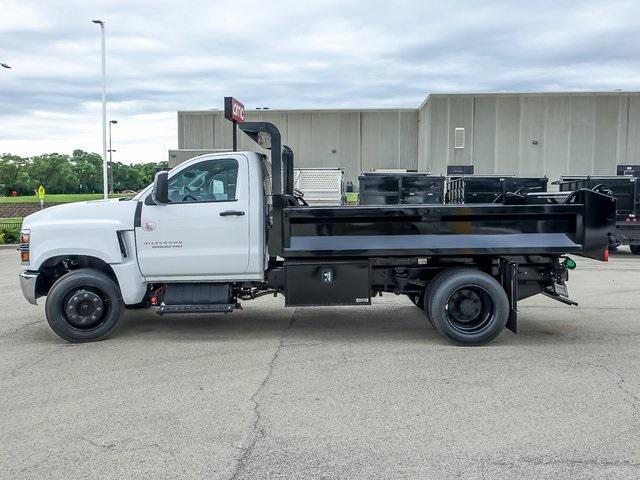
134 152 267 281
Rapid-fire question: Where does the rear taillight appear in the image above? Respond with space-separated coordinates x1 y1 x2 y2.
19 229 30 265
603 248 609 262
627 214 638 222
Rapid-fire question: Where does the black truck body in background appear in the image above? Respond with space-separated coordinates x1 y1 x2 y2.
446 176 549 204
358 172 445 205
557 176 640 253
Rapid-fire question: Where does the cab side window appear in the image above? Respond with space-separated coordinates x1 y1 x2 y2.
167 158 238 203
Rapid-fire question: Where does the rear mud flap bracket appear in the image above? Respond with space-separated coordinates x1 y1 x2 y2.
500 260 518 334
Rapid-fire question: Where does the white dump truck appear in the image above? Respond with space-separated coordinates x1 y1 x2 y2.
19 122 615 345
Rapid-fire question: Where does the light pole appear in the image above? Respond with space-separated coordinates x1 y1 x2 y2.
92 19 108 199
108 120 117 193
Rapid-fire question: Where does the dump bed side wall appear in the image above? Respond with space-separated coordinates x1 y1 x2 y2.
281 203 590 257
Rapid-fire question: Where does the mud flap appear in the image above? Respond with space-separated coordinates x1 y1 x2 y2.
500 260 518 334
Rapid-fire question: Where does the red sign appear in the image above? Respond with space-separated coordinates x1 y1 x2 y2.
224 97 245 123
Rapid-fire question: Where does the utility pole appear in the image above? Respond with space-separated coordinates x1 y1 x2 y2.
92 19 108 199
108 120 117 193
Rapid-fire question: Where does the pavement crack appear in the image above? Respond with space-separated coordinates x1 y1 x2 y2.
0 320 41 340
6 344 66 379
518 347 639 413
85 438 118 450
83 436 173 454
595 363 640 412
229 310 296 480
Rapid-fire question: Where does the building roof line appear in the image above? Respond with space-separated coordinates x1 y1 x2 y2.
418 91 640 109
179 107 419 114
180 91 640 116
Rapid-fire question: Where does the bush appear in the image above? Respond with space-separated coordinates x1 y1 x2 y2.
0 224 20 244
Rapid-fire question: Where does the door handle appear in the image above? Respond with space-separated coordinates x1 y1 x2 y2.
220 210 245 216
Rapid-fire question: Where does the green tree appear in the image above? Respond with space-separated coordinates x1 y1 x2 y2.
70 150 103 193
29 153 78 194
112 162 141 192
1 151 169 195
137 161 168 189
0 154 33 194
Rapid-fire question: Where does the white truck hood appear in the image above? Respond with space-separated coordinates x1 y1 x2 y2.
23 199 138 230
22 199 140 269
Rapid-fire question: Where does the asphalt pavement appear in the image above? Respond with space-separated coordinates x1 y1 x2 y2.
1 248 639 479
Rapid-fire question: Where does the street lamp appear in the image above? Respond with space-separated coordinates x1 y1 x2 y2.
92 19 108 199
108 120 118 193
1 63 11 69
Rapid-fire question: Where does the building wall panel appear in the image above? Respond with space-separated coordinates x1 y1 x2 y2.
593 96 620 174
399 111 419 170
627 96 640 164
448 96 473 166
494 96 520 175
542 96 571 181
417 101 430 172
361 111 399 171
568 96 596 174
518 96 546 176
428 97 449 175
472 97 496 174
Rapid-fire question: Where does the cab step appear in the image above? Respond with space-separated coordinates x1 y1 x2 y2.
157 303 239 315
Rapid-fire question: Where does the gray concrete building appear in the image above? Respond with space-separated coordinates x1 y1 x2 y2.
173 92 640 184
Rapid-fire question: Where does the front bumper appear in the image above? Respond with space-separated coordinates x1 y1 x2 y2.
19 270 39 305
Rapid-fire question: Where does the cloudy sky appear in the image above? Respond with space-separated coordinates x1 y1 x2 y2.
1 0 640 164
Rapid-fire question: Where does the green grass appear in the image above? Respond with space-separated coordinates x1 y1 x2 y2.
0 193 129 203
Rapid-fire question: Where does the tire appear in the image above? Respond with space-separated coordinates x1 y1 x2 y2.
631 245 640 255
45 268 124 343
426 268 509 346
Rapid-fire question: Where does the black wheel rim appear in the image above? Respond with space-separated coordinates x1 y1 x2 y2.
445 285 494 334
63 288 109 330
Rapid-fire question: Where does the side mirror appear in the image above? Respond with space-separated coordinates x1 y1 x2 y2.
152 171 169 205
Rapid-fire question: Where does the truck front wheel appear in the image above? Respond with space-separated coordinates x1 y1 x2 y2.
427 269 509 346
45 269 124 343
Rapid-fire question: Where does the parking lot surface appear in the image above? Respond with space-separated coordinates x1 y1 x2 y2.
1 248 639 479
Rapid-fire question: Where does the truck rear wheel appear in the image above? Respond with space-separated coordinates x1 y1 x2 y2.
45 268 124 343
427 269 509 346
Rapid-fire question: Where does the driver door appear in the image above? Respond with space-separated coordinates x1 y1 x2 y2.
136 154 251 280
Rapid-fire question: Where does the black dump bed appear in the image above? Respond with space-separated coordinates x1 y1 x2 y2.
358 172 445 205
446 176 548 204
557 176 639 219
281 189 615 261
